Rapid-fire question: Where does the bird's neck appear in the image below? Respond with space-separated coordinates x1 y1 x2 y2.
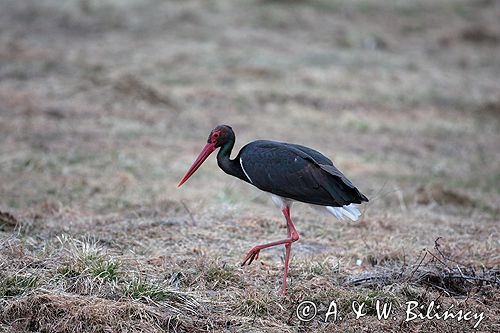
217 140 247 182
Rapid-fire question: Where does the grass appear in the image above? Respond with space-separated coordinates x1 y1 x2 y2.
125 278 183 304
204 265 239 285
92 259 120 282
0 275 39 298
237 295 274 317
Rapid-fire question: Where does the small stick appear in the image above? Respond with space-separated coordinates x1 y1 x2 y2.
181 200 196 225
408 249 427 282
426 249 451 270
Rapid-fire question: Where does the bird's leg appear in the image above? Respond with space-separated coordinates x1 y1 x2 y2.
241 207 300 266
282 242 291 296
241 206 300 296
281 206 298 296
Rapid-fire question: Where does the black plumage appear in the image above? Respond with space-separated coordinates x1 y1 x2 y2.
235 140 368 207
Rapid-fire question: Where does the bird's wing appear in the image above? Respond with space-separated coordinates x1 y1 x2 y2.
283 142 334 166
282 143 368 202
239 141 367 206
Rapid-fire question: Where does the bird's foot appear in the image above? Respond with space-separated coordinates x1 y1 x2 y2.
241 247 261 266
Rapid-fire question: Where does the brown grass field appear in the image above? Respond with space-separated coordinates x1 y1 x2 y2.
0 0 499 332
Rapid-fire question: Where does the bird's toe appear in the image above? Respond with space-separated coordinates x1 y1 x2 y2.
241 247 261 266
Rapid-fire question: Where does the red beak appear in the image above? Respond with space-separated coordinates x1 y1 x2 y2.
177 142 216 187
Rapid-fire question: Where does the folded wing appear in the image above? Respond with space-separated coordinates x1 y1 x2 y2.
238 140 368 207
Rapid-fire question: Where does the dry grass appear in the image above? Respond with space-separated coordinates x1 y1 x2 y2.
1 0 499 332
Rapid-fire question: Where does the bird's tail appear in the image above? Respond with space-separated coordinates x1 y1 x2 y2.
326 204 361 221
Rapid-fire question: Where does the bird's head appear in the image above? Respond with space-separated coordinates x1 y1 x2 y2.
177 125 234 187
206 124 234 148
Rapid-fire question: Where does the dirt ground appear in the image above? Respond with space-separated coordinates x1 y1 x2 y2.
0 0 499 332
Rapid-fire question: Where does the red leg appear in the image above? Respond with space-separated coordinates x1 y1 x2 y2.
241 206 299 296
282 243 291 296
240 235 293 266
281 206 298 296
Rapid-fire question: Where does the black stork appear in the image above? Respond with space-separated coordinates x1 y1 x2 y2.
178 125 368 296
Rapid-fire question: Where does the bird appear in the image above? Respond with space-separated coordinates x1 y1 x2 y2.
177 125 368 296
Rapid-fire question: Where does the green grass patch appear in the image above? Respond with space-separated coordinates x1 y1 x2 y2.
125 278 175 302
92 259 120 282
123 277 199 315
0 275 39 297
56 235 122 282
57 265 82 278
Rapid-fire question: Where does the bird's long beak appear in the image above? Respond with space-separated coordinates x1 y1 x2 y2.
177 142 216 187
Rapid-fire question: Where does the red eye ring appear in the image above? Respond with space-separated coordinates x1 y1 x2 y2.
211 131 221 143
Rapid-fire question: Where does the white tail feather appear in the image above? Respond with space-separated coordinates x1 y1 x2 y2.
343 205 361 218
326 204 361 221
326 206 344 220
